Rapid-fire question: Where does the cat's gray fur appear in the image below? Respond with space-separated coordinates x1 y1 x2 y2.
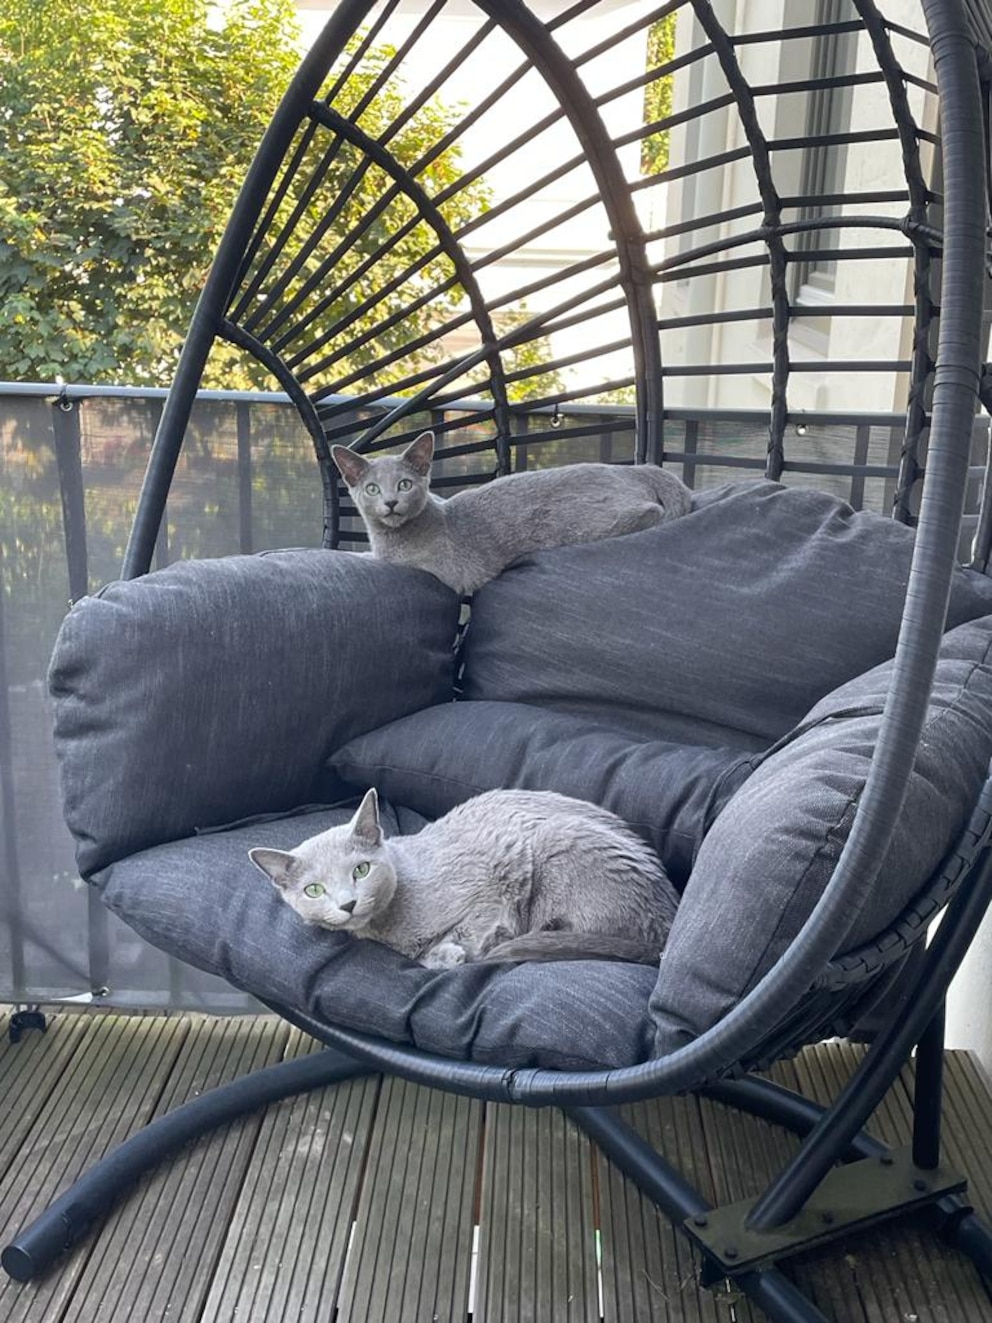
331 431 692 594
249 788 679 968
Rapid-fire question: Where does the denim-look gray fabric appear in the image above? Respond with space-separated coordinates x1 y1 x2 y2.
461 482 992 748
329 700 756 889
650 615 992 1056
49 552 460 876
97 802 657 1071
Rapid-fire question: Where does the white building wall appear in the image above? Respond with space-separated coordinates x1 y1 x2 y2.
660 0 935 418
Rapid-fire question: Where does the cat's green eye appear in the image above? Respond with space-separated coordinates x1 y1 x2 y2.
365 482 380 496
353 861 371 880
397 478 412 492
303 882 325 899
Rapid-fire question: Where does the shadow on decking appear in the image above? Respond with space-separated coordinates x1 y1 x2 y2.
0 1009 991 1321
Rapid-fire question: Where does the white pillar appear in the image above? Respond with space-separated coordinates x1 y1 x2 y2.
946 907 992 1074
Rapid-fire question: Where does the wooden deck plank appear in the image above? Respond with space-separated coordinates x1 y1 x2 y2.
597 1094 738 1323
777 1042 992 1323
694 1086 842 1323
475 1102 599 1323
201 1029 380 1323
337 1076 480 1323
1 1012 992 1322
60 1015 289 1323
0 1013 96 1182
0 1014 191 1323
941 1051 992 1216
775 1045 896 1323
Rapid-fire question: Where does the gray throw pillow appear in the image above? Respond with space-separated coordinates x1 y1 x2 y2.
328 700 755 888
49 551 460 875
460 481 992 748
650 614 992 1056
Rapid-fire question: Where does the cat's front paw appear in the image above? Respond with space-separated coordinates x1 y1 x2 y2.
423 941 468 969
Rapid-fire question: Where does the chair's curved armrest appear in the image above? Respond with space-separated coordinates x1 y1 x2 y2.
49 550 459 875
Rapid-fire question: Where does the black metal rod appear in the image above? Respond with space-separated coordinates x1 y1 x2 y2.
566 1104 708 1219
51 400 88 603
236 401 253 556
746 848 992 1232
121 0 379 579
912 1002 946 1170
0 1047 373 1283
0 541 25 1000
942 1203 992 1277
701 1076 887 1161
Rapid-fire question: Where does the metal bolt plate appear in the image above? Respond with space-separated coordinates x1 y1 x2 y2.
684 1146 966 1275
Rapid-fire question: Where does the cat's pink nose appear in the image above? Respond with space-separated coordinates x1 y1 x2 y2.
340 899 357 914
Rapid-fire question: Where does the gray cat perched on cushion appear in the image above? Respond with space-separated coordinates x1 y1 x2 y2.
249 788 680 968
331 431 692 594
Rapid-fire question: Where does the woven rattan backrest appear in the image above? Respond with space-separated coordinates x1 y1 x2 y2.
126 0 989 573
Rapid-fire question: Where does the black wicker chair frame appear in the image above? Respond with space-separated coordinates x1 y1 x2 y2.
7 2 992 1318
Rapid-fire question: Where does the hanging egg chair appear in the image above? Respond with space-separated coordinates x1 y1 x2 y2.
8 2 992 1317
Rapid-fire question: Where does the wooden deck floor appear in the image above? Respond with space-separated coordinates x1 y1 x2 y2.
0 1009 990 1322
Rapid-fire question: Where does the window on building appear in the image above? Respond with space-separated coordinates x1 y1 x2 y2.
791 0 858 301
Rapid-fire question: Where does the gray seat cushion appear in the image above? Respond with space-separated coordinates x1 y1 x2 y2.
650 614 992 1055
95 615 992 1071
329 700 755 888
49 551 460 875
461 481 992 749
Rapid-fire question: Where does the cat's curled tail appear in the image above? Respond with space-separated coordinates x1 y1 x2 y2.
482 931 664 965
642 465 693 522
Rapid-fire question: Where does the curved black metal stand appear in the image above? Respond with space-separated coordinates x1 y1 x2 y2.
8 1026 992 1323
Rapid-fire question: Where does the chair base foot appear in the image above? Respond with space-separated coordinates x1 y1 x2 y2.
567 1083 992 1323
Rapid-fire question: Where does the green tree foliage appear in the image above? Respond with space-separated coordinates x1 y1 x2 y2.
0 0 306 385
641 13 677 175
0 0 516 397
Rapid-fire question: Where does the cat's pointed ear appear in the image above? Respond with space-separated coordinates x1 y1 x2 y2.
331 445 370 489
402 431 434 476
249 847 299 890
350 787 382 846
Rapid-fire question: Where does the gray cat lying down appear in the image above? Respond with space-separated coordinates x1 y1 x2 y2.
331 431 692 594
249 788 680 968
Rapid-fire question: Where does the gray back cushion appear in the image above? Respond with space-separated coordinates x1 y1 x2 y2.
461 481 992 748
329 700 754 889
650 614 992 1055
50 552 460 876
